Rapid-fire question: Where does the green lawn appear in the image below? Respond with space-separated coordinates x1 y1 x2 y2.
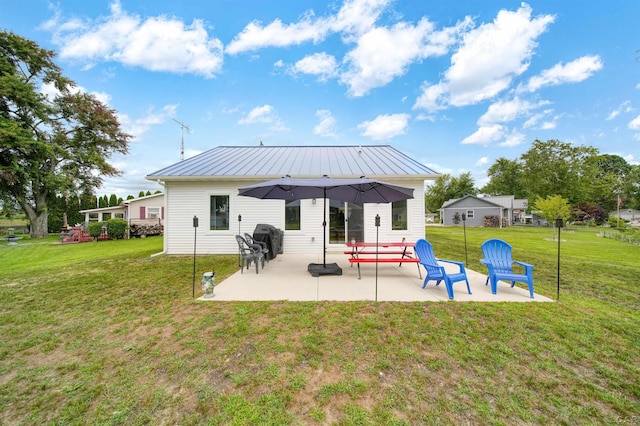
0 227 638 424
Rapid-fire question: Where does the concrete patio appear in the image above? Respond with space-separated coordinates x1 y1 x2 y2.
199 252 554 303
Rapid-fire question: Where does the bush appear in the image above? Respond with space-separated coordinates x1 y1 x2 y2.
106 219 128 239
88 222 103 239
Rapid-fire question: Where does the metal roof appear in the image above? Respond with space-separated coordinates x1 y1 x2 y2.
442 195 528 209
146 145 439 180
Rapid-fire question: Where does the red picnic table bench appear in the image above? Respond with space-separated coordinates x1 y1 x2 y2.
345 241 422 280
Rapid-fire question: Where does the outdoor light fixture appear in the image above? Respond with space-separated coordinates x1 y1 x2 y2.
556 216 563 300
312 198 316 204
375 214 380 301
192 216 199 298
461 213 468 266
238 215 242 267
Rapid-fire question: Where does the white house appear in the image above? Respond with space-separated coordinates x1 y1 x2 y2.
79 193 165 234
441 195 528 227
146 145 439 255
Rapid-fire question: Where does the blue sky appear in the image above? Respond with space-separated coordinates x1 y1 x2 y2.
2 0 639 198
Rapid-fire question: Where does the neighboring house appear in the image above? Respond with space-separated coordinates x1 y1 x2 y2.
440 195 528 227
79 193 165 232
612 209 640 227
146 145 439 255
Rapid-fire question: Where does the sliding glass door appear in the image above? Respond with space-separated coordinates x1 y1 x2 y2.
328 200 363 244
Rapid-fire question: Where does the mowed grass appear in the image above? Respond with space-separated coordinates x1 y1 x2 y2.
0 227 638 425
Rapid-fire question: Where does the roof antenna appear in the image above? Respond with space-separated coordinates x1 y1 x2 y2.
173 118 191 161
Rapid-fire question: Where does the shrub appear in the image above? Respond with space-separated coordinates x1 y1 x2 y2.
88 222 103 239
106 219 128 239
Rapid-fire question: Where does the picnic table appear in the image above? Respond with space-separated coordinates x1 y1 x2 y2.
345 241 422 279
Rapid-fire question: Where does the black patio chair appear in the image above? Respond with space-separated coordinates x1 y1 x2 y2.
244 233 269 263
235 235 264 274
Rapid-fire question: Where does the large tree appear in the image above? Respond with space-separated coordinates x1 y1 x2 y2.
0 31 130 237
480 157 525 198
519 139 598 205
425 172 477 212
585 154 632 212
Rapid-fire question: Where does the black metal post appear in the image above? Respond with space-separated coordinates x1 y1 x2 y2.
556 216 562 300
375 214 380 302
237 214 242 266
192 216 198 298
462 212 468 266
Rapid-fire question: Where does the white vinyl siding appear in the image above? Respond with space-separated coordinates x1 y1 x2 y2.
162 178 427 255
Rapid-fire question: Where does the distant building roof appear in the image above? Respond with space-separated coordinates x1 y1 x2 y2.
442 195 503 209
442 195 528 210
146 145 439 181
123 193 163 204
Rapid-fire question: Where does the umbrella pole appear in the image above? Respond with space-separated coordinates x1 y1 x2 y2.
323 189 327 267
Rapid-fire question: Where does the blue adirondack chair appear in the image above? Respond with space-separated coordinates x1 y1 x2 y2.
480 238 534 298
414 239 471 300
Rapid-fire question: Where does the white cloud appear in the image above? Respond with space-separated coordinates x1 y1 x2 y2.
40 81 113 106
91 91 112 105
118 104 178 141
523 109 553 129
226 0 390 54
523 55 603 93
628 115 640 130
624 154 638 166
48 0 223 77
478 97 549 126
357 113 410 140
461 125 504 146
606 100 633 121
227 0 469 96
415 113 436 122
239 105 276 124
238 104 288 131
341 17 471 97
540 120 556 130
499 130 526 147
414 3 554 111
226 15 329 55
313 109 338 138
290 53 338 81
475 157 489 167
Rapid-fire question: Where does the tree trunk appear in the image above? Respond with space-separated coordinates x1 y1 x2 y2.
29 211 48 238
17 190 49 238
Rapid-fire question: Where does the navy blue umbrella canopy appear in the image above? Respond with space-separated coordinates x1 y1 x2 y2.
237 176 414 204
238 176 414 275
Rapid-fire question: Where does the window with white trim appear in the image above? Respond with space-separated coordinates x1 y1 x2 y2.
209 195 229 230
466 210 474 219
392 200 408 230
285 200 300 230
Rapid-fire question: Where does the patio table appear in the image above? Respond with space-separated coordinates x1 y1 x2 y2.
345 241 421 279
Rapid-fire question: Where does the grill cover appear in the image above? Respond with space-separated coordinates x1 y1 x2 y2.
253 224 282 260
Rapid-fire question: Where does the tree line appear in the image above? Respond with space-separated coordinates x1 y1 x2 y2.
426 139 640 224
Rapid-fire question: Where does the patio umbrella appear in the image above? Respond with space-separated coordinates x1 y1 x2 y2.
238 176 414 276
